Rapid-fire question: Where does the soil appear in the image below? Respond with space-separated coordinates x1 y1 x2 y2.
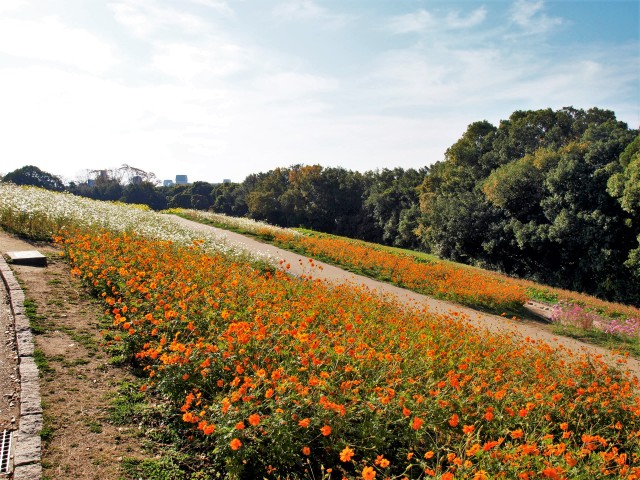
0 232 149 480
0 282 19 431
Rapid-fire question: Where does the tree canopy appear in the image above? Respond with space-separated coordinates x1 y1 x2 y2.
417 107 639 304
2 165 65 191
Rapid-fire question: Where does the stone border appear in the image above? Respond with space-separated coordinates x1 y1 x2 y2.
0 256 42 480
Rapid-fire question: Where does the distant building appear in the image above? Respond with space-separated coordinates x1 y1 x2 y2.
223 179 231 184
175 175 188 185
163 180 174 187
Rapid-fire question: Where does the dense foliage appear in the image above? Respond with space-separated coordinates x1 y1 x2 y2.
2 165 65 191
418 107 639 305
241 165 424 248
3 106 638 305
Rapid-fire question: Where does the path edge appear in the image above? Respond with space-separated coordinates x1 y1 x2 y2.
0 256 42 480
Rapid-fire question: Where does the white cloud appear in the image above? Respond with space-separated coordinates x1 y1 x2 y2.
0 0 28 14
273 0 323 19
109 0 209 39
385 6 487 35
188 0 233 14
272 0 352 27
151 41 250 82
364 37 639 127
257 72 338 97
385 9 433 34
445 7 487 29
0 16 118 74
510 0 562 34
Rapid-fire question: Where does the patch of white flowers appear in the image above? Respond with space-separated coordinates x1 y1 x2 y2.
176 209 302 238
0 184 263 262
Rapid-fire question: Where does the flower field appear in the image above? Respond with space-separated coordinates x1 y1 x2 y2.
176 209 640 325
0 184 263 262
172 210 528 313
2 186 640 479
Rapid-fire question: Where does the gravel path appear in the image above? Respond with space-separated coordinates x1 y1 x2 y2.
166 215 640 380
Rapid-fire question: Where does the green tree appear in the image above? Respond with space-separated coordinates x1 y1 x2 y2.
363 168 426 249
210 183 248 216
121 182 168 210
2 165 65 191
246 168 289 225
190 194 211 210
169 193 192 209
608 135 640 279
418 107 640 304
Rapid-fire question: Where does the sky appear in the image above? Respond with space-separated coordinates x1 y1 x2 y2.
0 0 638 184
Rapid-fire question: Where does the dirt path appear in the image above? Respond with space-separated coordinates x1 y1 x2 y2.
0 232 149 479
0 279 19 431
166 215 640 380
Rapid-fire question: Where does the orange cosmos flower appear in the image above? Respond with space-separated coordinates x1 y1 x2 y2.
235 421 245 430
320 425 331 436
541 467 561 479
448 414 459 427
302 446 311 456
462 424 475 434
362 466 376 480
298 418 310 428
202 423 215 435
482 440 500 451
248 414 260 426
340 446 354 462
230 438 242 450
412 417 424 430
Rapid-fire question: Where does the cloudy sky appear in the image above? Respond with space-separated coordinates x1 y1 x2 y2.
0 0 638 184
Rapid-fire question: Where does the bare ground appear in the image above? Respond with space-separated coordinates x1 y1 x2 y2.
0 279 20 431
0 231 150 480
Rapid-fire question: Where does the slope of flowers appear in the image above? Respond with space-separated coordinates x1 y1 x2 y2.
175 210 528 312
2 187 640 478
178 209 640 323
0 184 266 262
58 227 640 479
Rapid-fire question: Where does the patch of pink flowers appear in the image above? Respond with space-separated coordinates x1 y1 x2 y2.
550 303 599 330
551 302 640 338
603 317 640 338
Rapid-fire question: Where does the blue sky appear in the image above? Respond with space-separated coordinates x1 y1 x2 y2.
0 0 638 184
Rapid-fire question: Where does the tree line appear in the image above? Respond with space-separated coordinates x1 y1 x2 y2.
2 106 638 305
